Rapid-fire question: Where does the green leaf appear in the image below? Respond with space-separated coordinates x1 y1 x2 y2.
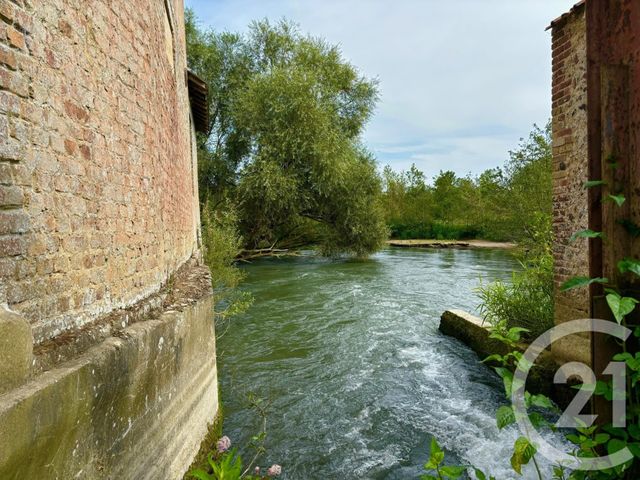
606 292 638 324
529 394 555 410
561 276 608 292
188 469 214 480
584 180 606 188
566 433 581 445
420 475 439 480
603 425 629 441
496 405 516 429
618 258 640 276
440 466 467 478
495 367 514 397
482 354 505 365
506 327 529 342
627 442 640 458
608 438 628 455
473 469 487 480
510 436 537 475
429 437 444 466
608 194 626 207
628 424 640 440
528 412 548 429
570 229 603 242
619 219 640 238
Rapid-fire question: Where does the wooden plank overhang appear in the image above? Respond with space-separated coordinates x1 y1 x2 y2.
187 70 209 134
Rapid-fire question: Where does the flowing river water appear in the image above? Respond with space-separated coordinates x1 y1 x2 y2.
217 247 564 479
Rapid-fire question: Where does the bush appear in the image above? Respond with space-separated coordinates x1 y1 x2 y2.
476 245 553 340
388 221 481 240
201 200 253 319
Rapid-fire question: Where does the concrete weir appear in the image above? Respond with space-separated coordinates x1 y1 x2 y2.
0 263 218 479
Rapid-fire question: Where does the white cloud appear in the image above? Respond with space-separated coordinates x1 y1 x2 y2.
186 0 577 179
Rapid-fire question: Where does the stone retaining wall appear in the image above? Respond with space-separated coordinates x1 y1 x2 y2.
0 263 218 480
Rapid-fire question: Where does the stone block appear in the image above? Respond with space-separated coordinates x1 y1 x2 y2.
0 306 32 394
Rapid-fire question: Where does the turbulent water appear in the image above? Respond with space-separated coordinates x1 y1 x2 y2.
217 248 565 479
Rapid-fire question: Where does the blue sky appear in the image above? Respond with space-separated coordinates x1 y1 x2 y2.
185 0 577 180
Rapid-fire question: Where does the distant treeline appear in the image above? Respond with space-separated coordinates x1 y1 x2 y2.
382 123 552 244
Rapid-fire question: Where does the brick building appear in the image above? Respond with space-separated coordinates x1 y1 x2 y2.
550 1 640 370
0 1 218 478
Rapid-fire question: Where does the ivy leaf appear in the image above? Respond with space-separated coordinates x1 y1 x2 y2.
618 258 640 277
496 405 516 430
584 180 606 188
561 276 608 292
606 292 638 324
510 437 537 475
608 194 626 207
570 229 603 242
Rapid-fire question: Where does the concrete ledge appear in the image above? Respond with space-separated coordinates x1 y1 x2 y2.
439 309 510 360
439 309 561 403
0 307 33 395
0 264 218 480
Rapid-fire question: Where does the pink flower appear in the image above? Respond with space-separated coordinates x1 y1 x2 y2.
267 464 282 477
254 466 261 475
216 436 231 454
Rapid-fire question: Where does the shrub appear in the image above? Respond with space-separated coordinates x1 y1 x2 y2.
477 249 553 340
388 221 481 240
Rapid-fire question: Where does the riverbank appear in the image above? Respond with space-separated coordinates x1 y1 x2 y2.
387 239 516 249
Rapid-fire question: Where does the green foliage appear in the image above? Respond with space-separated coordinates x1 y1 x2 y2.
605 292 638 324
421 438 468 480
560 276 608 292
570 229 604 242
584 180 607 189
617 258 640 277
496 405 516 429
477 238 554 339
187 12 387 256
383 123 552 243
190 450 243 480
510 437 537 475
201 200 253 318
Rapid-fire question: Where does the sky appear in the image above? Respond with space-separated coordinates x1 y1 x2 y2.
184 0 578 180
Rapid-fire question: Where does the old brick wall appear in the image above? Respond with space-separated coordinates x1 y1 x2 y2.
550 5 590 364
0 0 201 343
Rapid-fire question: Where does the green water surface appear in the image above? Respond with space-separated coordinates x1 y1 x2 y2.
217 247 559 479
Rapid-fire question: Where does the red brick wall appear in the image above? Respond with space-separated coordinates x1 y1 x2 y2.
0 0 201 343
550 7 590 363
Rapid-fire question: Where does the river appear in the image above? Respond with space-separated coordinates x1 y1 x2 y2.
217 247 563 479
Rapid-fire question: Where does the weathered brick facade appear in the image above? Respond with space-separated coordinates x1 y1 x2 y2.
0 2 218 478
0 0 201 343
550 3 590 364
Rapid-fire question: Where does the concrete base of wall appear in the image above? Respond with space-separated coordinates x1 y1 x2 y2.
0 263 218 480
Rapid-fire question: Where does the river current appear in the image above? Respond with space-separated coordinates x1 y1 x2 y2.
217 247 565 479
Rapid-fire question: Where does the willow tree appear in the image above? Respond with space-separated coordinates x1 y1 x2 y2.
186 13 388 256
